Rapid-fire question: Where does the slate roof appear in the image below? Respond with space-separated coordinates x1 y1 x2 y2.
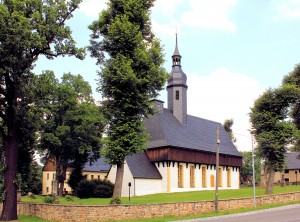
83 158 111 173
125 152 162 179
144 109 241 157
285 152 300 169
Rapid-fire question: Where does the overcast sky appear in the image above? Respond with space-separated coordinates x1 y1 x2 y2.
34 0 300 152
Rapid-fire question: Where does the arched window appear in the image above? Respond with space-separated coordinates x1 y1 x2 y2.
202 166 207 187
178 164 184 188
227 168 231 187
190 165 195 188
218 167 223 187
210 175 215 187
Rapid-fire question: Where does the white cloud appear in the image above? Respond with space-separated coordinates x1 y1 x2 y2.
181 0 237 31
79 0 108 17
272 0 300 20
153 0 183 17
187 68 263 151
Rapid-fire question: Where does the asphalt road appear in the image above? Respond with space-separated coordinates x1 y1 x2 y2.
176 204 300 222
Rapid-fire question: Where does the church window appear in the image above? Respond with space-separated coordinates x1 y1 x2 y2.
47 173 49 180
176 90 179 100
178 164 184 188
218 167 222 187
91 175 94 180
210 175 215 187
98 175 100 180
227 168 231 187
190 165 195 188
202 166 206 187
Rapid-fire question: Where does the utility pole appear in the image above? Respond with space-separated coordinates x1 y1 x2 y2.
251 133 256 208
215 126 220 212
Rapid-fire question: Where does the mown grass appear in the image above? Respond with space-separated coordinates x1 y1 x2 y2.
21 185 300 205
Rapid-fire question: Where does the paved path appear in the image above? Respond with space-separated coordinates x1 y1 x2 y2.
176 204 300 222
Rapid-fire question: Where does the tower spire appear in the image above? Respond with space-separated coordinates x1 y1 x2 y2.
167 33 188 125
172 33 181 66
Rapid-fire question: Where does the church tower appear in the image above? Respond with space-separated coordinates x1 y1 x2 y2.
167 34 188 125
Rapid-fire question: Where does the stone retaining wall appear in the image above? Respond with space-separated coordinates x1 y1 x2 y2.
1 192 300 221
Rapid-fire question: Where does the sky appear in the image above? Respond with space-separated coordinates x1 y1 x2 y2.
34 0 300 152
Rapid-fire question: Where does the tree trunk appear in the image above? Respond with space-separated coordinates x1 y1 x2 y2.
0 137 19 221
265 164 275 194
112 160 124 199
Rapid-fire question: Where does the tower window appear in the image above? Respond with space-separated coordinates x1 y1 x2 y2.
176 90 179 100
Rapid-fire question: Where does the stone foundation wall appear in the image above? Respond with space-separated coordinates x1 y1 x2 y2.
1 192 300 221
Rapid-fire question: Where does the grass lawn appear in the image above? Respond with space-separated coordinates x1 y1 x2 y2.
21 185 300 205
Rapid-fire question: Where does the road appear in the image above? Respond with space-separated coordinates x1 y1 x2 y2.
177 204 300 222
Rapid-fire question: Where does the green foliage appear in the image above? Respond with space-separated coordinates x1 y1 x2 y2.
34 71 106 195
89 0 168 164
223 119 236 143
64 195 74 202
0 0 85 219
110 195 122 205
240 151 262 184
75 179 114 199
250 85 300 171
28 192 35 199
43 195 58 204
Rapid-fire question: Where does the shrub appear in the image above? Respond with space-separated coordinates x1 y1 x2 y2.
110 196 122 205
75 180 97 198
75 179 114 198
43 195 59 204
65 195 74 201
28 192 35 199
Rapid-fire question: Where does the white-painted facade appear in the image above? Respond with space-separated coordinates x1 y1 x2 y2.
107 161 240 197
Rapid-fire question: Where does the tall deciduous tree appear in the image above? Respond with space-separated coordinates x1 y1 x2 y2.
0 0 84 219
250 85 300 194
223 119 236 143
34 71 105 196
89 0 168 200
282 63 300 151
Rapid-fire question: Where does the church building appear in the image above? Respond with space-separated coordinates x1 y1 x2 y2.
107 36 242 196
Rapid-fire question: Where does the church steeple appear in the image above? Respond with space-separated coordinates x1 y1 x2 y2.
172 33 181 66
167 34 188 125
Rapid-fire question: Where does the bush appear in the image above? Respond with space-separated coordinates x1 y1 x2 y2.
110 196 122 205
28 192 35 199
75 179 114 198
64 195 74 201
43 195 59 204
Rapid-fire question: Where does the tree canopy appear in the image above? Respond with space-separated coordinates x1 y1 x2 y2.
250 84 300 193
0 0 84 220
34 71 105 196
89 0 168 199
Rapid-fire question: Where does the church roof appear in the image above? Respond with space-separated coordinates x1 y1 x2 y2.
285 152 300 169
126 152 162 179
144 109 241 157
83 158 111 173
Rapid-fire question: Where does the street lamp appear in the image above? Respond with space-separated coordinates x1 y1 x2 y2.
250 131 256 208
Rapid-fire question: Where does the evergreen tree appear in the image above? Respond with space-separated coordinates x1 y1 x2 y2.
89 0 168 199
